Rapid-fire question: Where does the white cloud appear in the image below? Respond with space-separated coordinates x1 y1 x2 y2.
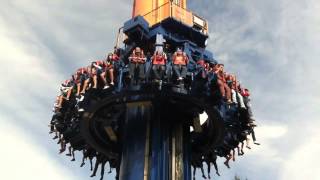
256 124 287 139
0 121 78 180
281 134 320 180
191 0 320 179
0 18 62 131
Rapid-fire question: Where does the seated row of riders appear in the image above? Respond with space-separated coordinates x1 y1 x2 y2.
54 47 256 124
51 49 259 180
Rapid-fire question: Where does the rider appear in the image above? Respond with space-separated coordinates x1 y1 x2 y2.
215 64 232 104
75 67 88 97
151 49 167 82
110 47 120 69
172 48 189 81
227 74 246 108
241 88 256 125
196 59 208 79
56 78 74 108
105 53 117 88
128 47 146 84
79 66 92 95
241 88 260 146
91 60 107 89
191 153 207 180
204 152 220 178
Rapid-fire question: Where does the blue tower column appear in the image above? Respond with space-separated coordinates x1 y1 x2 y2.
149 102 170 180
119 102 152 180
119 101 191 180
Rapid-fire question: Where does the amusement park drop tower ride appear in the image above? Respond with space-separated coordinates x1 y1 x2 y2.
111 1 215 180
50 0 257 180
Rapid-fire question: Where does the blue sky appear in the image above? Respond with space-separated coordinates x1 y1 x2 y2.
0 0 319 179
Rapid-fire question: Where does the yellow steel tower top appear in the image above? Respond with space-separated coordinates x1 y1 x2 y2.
132 0 207 34
132 0 187 17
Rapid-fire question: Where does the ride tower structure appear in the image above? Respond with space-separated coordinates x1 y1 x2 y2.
113 1 216 179
50 1 259 180
122 0 211 63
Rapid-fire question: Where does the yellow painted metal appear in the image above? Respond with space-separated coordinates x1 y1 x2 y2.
132 0 154 18
193 116 203 133
126 101 152 108
172 3 193 26
104 126 118 142
182 0 187 9
132 0 208 34
172 0 187 9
